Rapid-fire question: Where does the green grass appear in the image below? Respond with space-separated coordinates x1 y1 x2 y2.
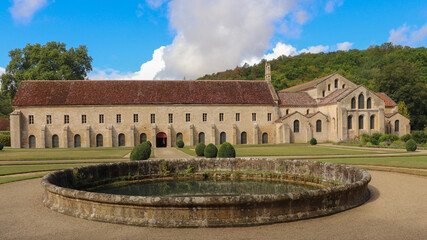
310 156 427 169
0 174 46 184
357 166 427 177
0 163 97 176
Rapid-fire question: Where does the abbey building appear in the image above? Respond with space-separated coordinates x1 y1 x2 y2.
10 63 410 148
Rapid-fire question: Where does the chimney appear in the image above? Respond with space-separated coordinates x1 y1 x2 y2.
265 62 271 82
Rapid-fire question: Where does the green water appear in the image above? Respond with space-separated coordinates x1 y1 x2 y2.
92 179 322 197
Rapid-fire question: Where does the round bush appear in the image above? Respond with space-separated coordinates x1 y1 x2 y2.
204 143 218 158
218 142 236 158
0 143 3 151
309 138 317 145
145 140 152 148
0 135 11 147
195 143 206 156
130 142 151 160
406 139 417 152
176 140 184 148
400 134 412 143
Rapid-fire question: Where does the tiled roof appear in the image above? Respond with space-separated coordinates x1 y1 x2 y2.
376 93 397 107
279 73 335 93
318 89 349 105
0 118 10 131
278 92 317 106
385 112 398 118
13 80 276 106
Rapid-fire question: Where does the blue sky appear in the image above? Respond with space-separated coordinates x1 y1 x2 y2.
0 0 426 80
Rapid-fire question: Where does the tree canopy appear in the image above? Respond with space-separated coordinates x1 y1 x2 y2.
199 43 427 130
1 41 93 99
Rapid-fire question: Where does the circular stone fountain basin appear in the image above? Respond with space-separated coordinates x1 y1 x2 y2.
42 158 371 228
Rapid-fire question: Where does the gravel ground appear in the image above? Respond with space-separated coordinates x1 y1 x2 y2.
0 171 426 240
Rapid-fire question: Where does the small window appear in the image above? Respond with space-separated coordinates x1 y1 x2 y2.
219 113 224 122
395 120 400 132
359 115 364 129
294 120 300 133
176 132 183 143
334 79 338 88
342 84 345 88
151 114 156 124
328 84 331 91
367 98 372 109
29 115 34 125
358 94 365 109
46 115 52 124
306 109 309 115
316 120 322 132
116 114 121 123
140 133 147 143
262 133 268 144
81 115 86 124
99 114 104 123
351 97 356 109
134 114 138 123
241 132 247 144
202 113 207 122
236 113 240 122
64 115 69 124
169 113 173 124
370 115 375 129
198 132 205 144
267 113 272 122
252 113 256 121
348 116 353 129
220 132 226 144
286 109 289 115
186 113 190 122
322 91 325 97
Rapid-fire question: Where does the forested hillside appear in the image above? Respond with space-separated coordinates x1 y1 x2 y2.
199 43 427 130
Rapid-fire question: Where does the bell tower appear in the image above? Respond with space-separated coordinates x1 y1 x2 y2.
265 62 271 82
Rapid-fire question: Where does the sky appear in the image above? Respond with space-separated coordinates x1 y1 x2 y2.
0 0 426 80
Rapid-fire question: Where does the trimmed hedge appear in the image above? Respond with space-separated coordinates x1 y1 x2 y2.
309 138 317 145
130 142 151 160
0 135 11 147
176 140 184 148
195 143 206 156
400 134 412 142
218 142 236 158
204 144 218 158
406 139 417 152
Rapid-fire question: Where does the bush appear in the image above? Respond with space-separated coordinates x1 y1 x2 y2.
366 142 373 147
0 143 3 151
411 131 427 144
379 134 399 145
218 142 236 158
130 142 151 160
0 135 11 147
400 134 412 142
406 139 417 152
379 142 388 148
309 138 317 145
369 133 383 145
195 143 206 156
204 144 218 158
176 140 184 148
360 133 370 144
145 140 152 148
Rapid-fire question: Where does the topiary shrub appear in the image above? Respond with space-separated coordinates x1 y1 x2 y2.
130 142 151 160
0 135 11 147
218 142 236 158
309 138 317 145
0 143 3 151
204 143 218 158
400 134 412 143
405 139 417 152
195 143 206 156
145 140 152 148
176 140 184 148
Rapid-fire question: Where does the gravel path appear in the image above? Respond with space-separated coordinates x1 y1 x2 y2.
0 171 426 240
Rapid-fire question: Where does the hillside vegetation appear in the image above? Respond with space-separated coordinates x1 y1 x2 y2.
199 43 427 130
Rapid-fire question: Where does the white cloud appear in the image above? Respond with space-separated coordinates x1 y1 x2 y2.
325 0 343 13
145 0 168 9
337 41 353 51
388 23 427 46
0 67 5 75
242 42 298 66
295 10 308 25
9 0 48 23
300 45 329 54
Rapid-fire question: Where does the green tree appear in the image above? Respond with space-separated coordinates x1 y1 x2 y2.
1 41 93 99
398 101 410 118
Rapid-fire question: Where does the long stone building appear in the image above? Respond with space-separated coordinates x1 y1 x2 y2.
10 63 410 148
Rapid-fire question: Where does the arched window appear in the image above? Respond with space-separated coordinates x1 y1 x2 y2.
351 97 356 109
316 120 322 132
118 133 125 147
96 134 103 147
74 134 81 148
198 132 205 144
334 79 338 88
176 132 183 143
140 133 147 143
294 120 300 133
322 91 325 97
359 115 364 130
220 132 226 144
358 94 365 109
328 84 331 91
29 135 36 148
52 135 59 148
370 115 375 130
262 133 268 144
367 98 372 109
395 120 400 132
348 116 353 129
241 132 247 144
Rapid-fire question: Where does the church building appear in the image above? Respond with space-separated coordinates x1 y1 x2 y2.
9 63 410 148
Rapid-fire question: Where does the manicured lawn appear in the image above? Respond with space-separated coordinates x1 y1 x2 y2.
311 156 427 169
0 164 97 176
0 174 46 184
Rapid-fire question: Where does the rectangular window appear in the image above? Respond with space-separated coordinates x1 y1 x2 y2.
46 115 52 124
203 113 207 122
151 114 156 124
29 115 34 124
81 115 86 124
99 114 104 123
169 113 173 123
116 114 121 123
64 115 69 124
186 113 190 122
133 114 138 123
252 113 256 121
219 113 224 122
236 113 240 122
267 113 272 122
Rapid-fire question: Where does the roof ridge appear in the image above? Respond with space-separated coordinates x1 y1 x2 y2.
279 73 336 92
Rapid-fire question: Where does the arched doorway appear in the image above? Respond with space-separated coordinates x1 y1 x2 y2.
29 135 36 148
52 135 59 148
140 133 147 144
96 134 103 147
156 132 167 148
262 133 268 144
220 132 226 144
241 132 247 144
198 132 205 144
74 134 81 148
118 133 125 147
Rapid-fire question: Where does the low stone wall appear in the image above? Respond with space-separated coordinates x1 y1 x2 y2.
42 158 371 227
